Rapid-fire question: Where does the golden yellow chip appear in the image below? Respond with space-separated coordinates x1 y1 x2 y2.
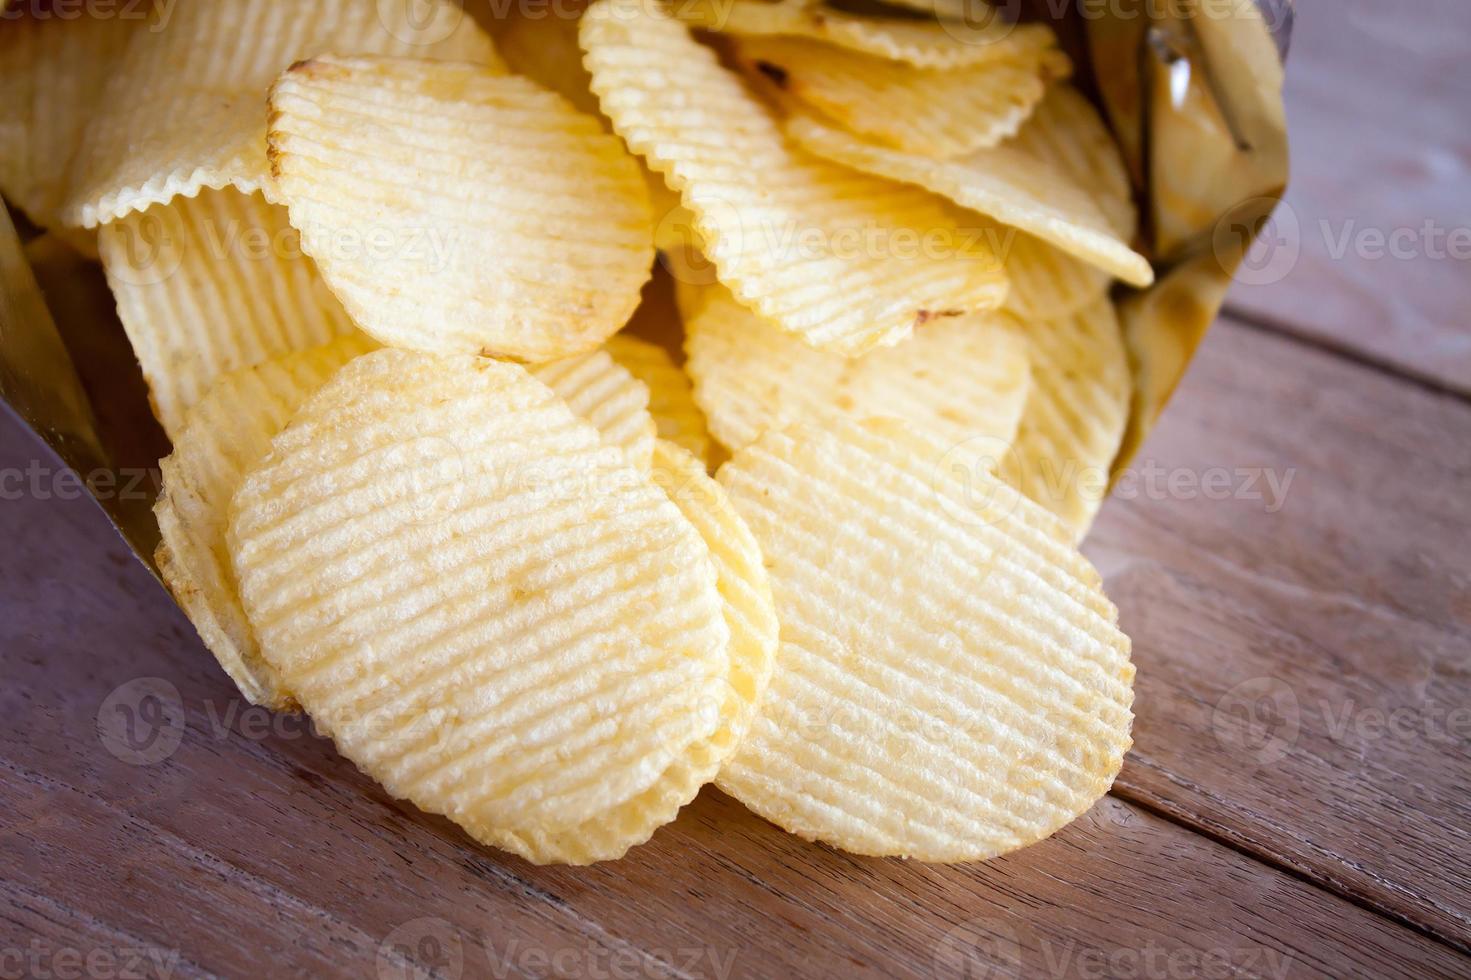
229 349 731 833
582 0 1008 356
481 440 778 863
984 219 1114 322
678 0 1057 70
267 56 653 361
530 350 657 470
716 418 1134 860
0 13 139 229
62 0 499 229
686 284 1029 455
785 111 1153 287
1012 85 1139 241
98 187 363 441
154 335 376 710
735 35 1068 158
605 334 713 465
1000 298 1132 541
489 5 602 116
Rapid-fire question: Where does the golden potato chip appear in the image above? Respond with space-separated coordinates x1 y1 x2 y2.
267 56 653 361
984 219 1114 322
530 350 657 470
605 334 712 465
1000 298 1132 540
686 284 1029 455
678 0 1057 69
785 111 1153 287
582 0 1008 356
97 187 362 441
715 418 1134 860
481 440 778 863
229 349 730 833
0 12 140 229
1012 85 1139 241
735 35 1068 158
489 5 601 116
62 0 499 228
154 336 375 710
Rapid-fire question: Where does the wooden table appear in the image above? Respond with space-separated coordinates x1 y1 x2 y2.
3 4 1469 977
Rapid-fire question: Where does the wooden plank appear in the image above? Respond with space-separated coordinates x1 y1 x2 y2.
1 372 1467 978
1222 0 1471 392
1087 315 1471 949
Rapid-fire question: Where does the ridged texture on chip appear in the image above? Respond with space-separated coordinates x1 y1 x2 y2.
490 6 602 116
988 221 1113 322
62 0 499 228
98 187 362 441
155 336 375 709
686 284 1029 454
267 56 653 361
0 13 139 229
605 335 712 465
530 350 657 470
229 349 730 833
678 0 1057 69
1001 299 1132 540
481 440 778 863
1012 86 1138 241
735 35 1068 158
786 111 1153 287
582 0 1008 356
716 419 1134 860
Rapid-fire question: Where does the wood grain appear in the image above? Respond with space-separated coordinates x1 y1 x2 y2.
1222 0 1471 392
0 321 1467 978
1088 318 1471 950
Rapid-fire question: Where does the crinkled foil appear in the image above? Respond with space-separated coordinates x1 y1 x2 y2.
0 0 1290 574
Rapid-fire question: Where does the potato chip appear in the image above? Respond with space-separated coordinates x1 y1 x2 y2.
0 13 139 229
530 350 657 470
605 335 713 465
980 219 1114 322
678 0 1057 69
267 56 653 361
229 349 730 833
61 0 499 228
582 0 1007 355
489 5 602 116
1012 85 1139 241
735 35 1068 158
1000 298 1132 540
480 440 778 862
686 283 1029 455
97 187 362 441
715 418 1134 860
785 111 1153 287
155 335 375 710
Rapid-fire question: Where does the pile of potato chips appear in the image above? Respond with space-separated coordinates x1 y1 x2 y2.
3 0 1138 864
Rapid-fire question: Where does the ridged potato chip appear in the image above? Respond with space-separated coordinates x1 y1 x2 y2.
155 335 375 710
983 219 1114 322
735 35 1068 158
582 0 1008 356
229 349 730 833
62 0 499 228
531 350 657 470
606 335 712 465
686 284 1029 454
481 440 778 863
1000 298 1132 540
716 418 1134 860
678 0 1057 69
1010 85 1139 241
0 12 139 230
267 56 653 360
489 5 602 116
785 111 1153 287
98 187 362 441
